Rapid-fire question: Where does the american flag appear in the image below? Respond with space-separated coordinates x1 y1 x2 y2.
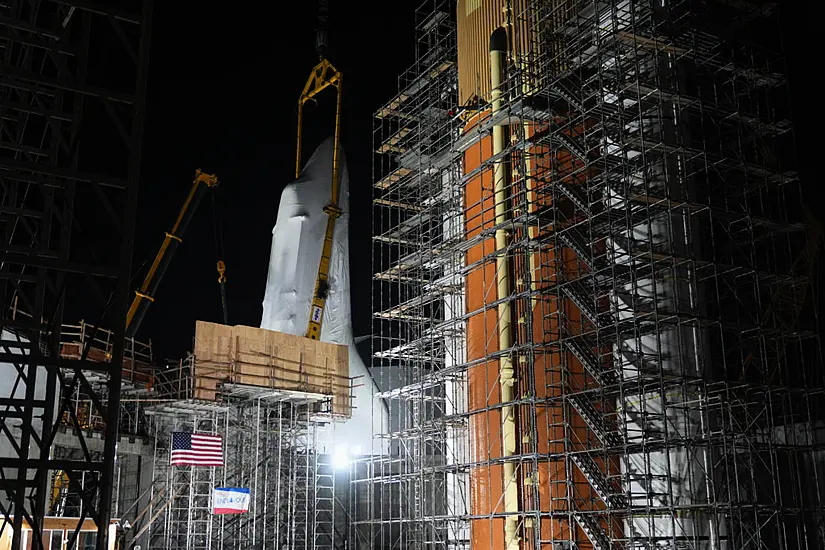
170 432 223 466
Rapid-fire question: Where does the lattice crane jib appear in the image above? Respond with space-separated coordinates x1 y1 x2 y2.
125 169 219 338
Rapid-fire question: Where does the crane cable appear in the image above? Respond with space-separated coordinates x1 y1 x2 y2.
212 192 229 325
315 0 328 58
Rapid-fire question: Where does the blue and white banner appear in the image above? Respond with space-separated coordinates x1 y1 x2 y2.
213 487 251 514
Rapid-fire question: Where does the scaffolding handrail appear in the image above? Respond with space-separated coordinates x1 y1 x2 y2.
7 306 154 372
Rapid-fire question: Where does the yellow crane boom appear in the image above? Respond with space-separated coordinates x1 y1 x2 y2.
125 170 219 337
296 58 343 341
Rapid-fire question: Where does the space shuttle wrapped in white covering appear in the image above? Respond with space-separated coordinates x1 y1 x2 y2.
261 138 386 454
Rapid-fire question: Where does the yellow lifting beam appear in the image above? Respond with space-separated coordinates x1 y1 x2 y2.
296 58 343 340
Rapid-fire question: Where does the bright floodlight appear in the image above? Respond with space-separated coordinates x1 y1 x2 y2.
332 445 350 470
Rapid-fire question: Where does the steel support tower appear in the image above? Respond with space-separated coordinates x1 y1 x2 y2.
0 1 152 549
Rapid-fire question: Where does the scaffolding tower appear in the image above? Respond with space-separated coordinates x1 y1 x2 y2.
141 364 343 550
362 1 824 549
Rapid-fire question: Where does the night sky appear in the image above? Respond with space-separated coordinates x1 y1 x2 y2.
136 2 416 361
134 2 818 362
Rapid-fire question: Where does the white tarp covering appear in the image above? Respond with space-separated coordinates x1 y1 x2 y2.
261 138 386 455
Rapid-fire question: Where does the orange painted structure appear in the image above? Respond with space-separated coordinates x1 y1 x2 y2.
462 106 619 548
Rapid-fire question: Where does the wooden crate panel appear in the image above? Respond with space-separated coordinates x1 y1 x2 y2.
193 321 351 416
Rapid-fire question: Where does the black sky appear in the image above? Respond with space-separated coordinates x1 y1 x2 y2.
136 2 417 361
134 2 819 361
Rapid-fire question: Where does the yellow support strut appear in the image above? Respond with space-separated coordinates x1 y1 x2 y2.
296 58 343 340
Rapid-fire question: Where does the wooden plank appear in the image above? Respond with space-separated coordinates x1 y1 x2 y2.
374 166 412 189
376 127 412 154
376 94 414 119
373 198 425 212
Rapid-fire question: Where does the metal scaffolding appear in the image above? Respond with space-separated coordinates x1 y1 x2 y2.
44 315 155 529
141 365 344 550
361 1 824 549
0 1 152 549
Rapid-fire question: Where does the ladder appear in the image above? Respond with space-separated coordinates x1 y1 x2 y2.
313 451 336 550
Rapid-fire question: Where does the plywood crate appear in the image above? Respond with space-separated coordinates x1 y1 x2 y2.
192 321 351 417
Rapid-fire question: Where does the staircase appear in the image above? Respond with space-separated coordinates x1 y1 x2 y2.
574 511 612 550
571 453 626 509
562 280 611 329
565 336 617 386
568 394 620 448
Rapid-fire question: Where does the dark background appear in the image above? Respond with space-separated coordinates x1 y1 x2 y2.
135 2 819 362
